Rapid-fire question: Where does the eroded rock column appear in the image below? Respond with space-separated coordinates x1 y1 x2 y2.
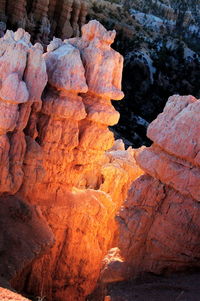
0 28 53 297
0 29 47 195
104 95 200 282
18 20 141 301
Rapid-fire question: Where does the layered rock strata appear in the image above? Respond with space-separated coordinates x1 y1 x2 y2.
0 26 53 299
0 28 47 195
18 20 141 301
103 95 200 282
0 0 89 46
0 21 142 301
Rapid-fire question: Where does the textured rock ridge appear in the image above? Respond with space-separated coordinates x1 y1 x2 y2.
0 27 52 300
105 95 200 281
18 20 141 301
0 287 30 301
0 21 141 301
0 0 89 46
0 28 47 195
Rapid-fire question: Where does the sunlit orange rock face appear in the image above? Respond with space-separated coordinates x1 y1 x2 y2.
0 287 30 301
21 21 142 301
104 95 200 281
0 21 141 300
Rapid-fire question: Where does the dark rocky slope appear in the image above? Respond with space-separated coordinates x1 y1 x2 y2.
89 0 200 147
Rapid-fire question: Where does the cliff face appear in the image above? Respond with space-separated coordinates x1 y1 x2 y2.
0 0 90 46
1 13 200 301
0 21 142 301
102 95 200 282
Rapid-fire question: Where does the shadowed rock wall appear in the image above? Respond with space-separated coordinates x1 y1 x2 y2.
0 0 89 46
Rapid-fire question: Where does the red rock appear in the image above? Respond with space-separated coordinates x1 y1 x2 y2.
83 95 120 126
42 91 86 120
0 73 29 104
0 29 47 194
147 95 200 166
136 145 200 201
76 20 124 100
0 287 30 301
0 21 141 301
24 44 48 103
44 42 88 93
0 195 54 285
103 95 200 282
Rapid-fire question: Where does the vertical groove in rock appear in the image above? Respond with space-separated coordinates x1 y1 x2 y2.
0 0 90 45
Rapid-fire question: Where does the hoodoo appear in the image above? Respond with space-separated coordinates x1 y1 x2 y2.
0 0 90 45
0 3 199 301
102 95 200 283
0 21 142 301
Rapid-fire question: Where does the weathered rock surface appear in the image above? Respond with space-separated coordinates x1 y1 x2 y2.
0 195 53 297
0 0 90 46
103 95 200 282
0 287 30 301
0 21 141 301
0 28 47 195
105 272 200 301
90 1 200 149
18 20 141 301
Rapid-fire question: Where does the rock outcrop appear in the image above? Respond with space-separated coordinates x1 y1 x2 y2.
0 21 141 301
0 287 30 301
103 95 200 281
17 20 141 301
89 0 200 148
0 27 53 300
0 28 47 195
0 195 54 288
1 12 199 301
0 0 90 46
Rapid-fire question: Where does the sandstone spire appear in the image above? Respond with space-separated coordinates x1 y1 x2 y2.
79 0 88 30
10 0 27 28
71 0 81 36
9 20 139 301
32 0 49 21
57 0 74 39
0 0 90 44
101 95 200 284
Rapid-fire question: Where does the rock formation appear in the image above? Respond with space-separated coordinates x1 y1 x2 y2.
0 0 6 37
1 10 199 301
9 0 27 29
0 0 90 45
89 0 200 148
0 28 47 195
0 195 54 292
17 20 141 301
0 26 53 300
55 0 74 39
0 287 30 301
0 21 142 301
102 95 200 282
